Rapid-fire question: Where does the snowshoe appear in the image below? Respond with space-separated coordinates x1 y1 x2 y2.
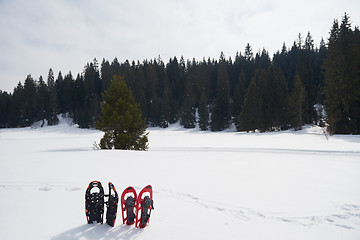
121 186 137 225
85 181 105 224
105 182 119 227
135 185 154 228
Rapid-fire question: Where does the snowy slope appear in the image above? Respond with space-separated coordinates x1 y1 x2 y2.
0 120 360 240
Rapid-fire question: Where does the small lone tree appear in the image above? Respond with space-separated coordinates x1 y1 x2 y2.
97 75 148 150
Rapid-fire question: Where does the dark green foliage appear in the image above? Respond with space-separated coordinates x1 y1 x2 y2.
323 14 360 134
237 71 261 132
46 69 59 125
296 33 317 124
274 32 321 125
198 90 209 130
289 72 306 130
22 75 37 126
101 59 112 91
0 90 11 127
1 14 359 135
158 85 173 128
36 76 47 126
180 79 196 128
210 62 231 131
268 66 289 130
8 82 25 127
232 72 246 128
97 75 148 150
82 59 102 128
237 65 289 132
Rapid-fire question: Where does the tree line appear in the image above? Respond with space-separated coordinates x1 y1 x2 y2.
0 14 359 134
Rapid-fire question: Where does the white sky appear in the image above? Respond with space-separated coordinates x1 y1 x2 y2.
0 0 359 92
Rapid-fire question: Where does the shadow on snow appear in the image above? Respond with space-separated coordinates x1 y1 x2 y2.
51 224 143 240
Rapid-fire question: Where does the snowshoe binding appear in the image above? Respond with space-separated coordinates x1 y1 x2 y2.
85 181 105 224
105 182 119 227
121 186 137 225
135 185 154 228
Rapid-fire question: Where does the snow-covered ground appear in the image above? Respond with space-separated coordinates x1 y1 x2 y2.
0 119 360 240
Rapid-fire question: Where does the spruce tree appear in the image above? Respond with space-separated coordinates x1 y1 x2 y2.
198 90 209 130
180 79 196 128
97 75 148 150
158 86 171 128
232 72 246 127
244 43 253 61
289 72 306 130
73 74 87 127
296 40 315 124
46 68 59 125
210 63 230 131
84 60 102 127
0 91 11 127
270 66 289 130
101 59 112 91
36 76 47 126
323 14 360 134
255 69 269 131
23 75 37 126
8 82 24 127
134 65 148 120
237 71 261 132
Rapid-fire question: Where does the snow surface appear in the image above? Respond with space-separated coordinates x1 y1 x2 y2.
0 119 360 240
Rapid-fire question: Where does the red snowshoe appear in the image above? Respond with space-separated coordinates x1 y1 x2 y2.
121 186 137 225
135 185 154 228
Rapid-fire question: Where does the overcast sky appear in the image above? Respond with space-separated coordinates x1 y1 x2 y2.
0 0 359 92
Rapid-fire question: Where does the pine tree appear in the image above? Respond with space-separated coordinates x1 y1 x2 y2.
244 43 253 61
55 71 65 113
289 72 306 130
97 75 148 150
296 32 316 124
166 57 184 123
255 69 269 131
84 60 102 127
0 91 11 127
270 66 289 130
72 74 87 127
198 90 209 130
46 68 58 125
158 85 171 128
323 14 360 134
304 31 314 51
134 64 148 119
210 62 230 131
255 49 271 70
8 82 24 127
237 71 261 132
144 61 161 126
62 72 74 114
232 72 246 127
101 59 112 91
180 79 196 128
23 75 37 126
36 76 47 126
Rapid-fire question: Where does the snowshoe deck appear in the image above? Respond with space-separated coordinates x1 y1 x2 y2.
121 186 137 225
85 181 105 224
105 182 119 227
135 185 154 228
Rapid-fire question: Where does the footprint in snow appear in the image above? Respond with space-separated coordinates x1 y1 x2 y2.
65 187 81 191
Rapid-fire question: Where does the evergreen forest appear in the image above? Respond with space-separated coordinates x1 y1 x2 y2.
0 14 359 134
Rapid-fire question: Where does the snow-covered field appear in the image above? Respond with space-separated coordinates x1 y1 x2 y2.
1 119 360 240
